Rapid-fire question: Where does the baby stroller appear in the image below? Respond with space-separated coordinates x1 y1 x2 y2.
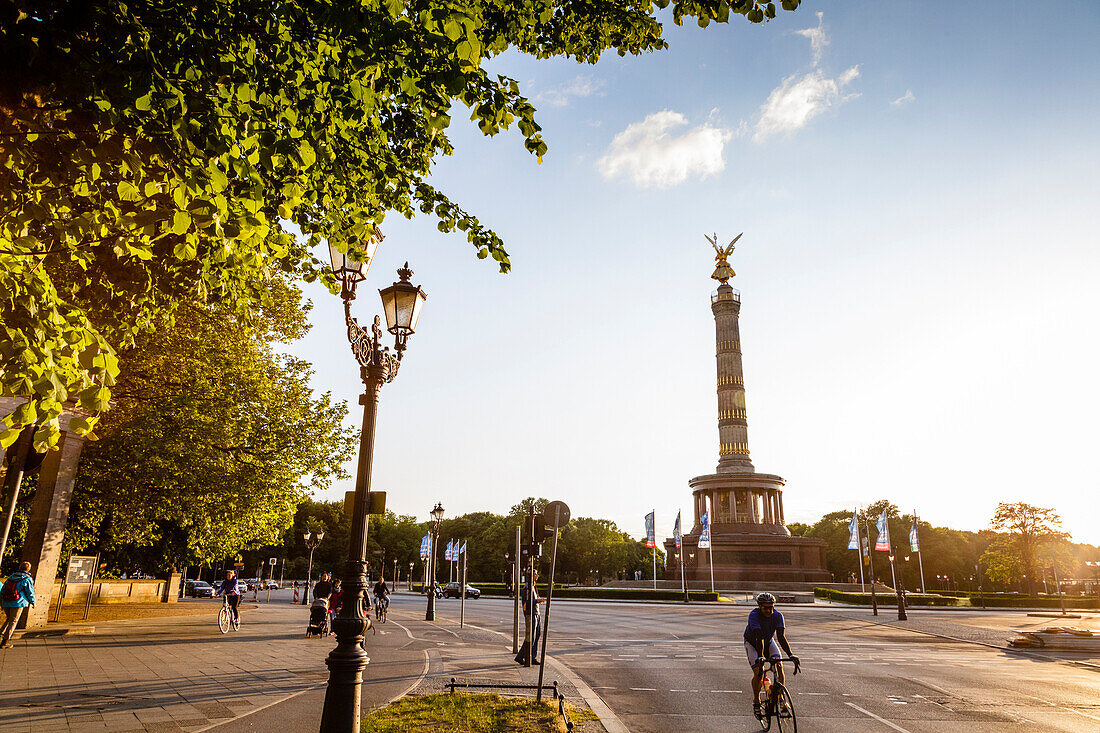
306 598 330 638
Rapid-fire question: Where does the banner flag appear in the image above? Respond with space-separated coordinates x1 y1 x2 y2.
460 541 468 556
847 511 860 550
419 534 430 559
673 511 682 549
698 512 711 549
910 518 920 553
644 511 656 549
444 540 454 561
874 510 891 552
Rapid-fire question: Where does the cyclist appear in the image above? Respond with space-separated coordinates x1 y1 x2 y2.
372 576 390 616
745 592 799 718
216 570 242 625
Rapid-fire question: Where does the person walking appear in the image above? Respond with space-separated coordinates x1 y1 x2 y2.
313 572 333 601
1 562 36 648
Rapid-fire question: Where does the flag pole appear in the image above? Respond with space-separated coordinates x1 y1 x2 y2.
678 510 687 603
856 507 865 592
708 493 717 589
915 511 926 593
863 512 878 616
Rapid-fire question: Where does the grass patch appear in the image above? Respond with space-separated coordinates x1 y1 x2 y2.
362 693 599 732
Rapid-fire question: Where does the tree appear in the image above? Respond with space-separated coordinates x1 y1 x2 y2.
60 280 357 572
1 0 801 451
989 502 1067 595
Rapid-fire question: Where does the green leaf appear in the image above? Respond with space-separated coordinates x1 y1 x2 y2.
117 181 142 201
171 210 192 234
135 93 153 111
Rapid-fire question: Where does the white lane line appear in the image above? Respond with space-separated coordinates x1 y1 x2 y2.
709 690 741 693
669 689 687 692
800 692 828 696
1066 708 1100 723
630 687 658 691
646 655 668 658
845 702 913 733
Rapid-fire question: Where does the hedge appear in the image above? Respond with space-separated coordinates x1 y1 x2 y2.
814 587 1099 609
814 588 965 607
413 584 718 602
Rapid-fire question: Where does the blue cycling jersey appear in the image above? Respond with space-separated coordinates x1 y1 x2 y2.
743 608 784 644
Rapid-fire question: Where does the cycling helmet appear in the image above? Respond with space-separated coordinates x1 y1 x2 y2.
755 592 776 606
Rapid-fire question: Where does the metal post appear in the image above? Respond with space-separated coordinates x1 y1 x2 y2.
304 547 316 605
0 429 32 566
513 526 521 654
459 540 467 629
856 507 866 593
864 513 878 616
1052 552 1067 616
319 369 382 732
680 548 687 603
426 520 439 620
536 506 562 701
82 553 99 621
651 546 657 591
892 554 907 621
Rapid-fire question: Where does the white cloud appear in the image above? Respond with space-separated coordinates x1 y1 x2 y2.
753 66 860 142
597 110 733 189
533 76 604 108
891 89 916 106
794 11 829 67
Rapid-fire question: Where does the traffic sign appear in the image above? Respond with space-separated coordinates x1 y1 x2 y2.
543 500 570 527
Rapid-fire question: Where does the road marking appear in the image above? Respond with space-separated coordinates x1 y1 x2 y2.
846 702 913 732
709 690 741 693
630 687 658 691
800 692 828 696
1065 708 1100 723
646 655 668 658
670 689 686 692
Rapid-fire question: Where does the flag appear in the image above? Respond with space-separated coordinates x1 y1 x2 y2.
910 517 920 553
444 540 454 561
673 511 682 549
874 510 891 552
847 511 860 550
698 511 711 549
644 511 656 549
460 541 468 556
419 534 430 559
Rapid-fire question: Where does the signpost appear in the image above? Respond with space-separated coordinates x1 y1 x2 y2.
55 555 98 622
536 500 570 702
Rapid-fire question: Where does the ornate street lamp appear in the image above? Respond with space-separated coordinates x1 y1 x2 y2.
319 237 427 733
425 502 444 620
302 530 325 605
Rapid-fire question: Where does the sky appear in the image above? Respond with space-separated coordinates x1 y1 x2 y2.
286 1 1100 546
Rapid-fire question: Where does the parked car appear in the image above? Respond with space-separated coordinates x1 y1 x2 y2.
263 580 279 590
186 580 215 598
442 582 480 599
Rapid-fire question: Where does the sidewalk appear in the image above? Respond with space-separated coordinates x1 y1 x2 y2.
0 594 608 732
0 598 424 733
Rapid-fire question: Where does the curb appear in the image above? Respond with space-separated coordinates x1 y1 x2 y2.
463 621 631 733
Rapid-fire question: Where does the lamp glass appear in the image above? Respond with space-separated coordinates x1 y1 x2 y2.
380 281 427 334
328 233 381 282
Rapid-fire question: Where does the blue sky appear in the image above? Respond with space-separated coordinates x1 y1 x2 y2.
289 1 1100 545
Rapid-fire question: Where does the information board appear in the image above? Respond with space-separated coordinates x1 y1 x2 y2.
65 555 97 584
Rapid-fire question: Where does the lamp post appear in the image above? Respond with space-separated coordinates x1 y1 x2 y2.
303 531 325 605
888 553 907 621
319 240 427 733
425 502 444 620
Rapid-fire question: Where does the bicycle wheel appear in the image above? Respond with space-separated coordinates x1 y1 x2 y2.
774 686 796 732
379 605 387 623
232 611 241 631
218 606 231 634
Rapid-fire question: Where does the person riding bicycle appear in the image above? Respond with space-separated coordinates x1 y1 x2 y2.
216 570 242 624
372 577 390 614
745 592 799 718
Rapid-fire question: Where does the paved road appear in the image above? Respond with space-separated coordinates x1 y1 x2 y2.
412 595 1100 732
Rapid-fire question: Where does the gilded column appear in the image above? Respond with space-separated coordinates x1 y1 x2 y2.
709 233 754 475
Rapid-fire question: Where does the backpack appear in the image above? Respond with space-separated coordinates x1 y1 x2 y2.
1 576 20 602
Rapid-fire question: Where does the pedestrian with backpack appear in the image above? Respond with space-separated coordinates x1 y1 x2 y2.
1 561 36 648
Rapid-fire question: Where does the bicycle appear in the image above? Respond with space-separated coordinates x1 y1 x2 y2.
755 657 799 731
218 596 241 634
374 596 387 623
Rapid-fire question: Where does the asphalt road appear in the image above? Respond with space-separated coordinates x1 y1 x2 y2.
394 594 1100 732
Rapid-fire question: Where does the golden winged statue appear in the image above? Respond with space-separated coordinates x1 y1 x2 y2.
705 232 742 284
